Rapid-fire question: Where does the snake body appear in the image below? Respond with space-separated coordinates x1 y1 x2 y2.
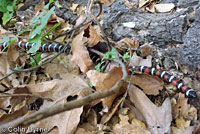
0 41 197 98
131 66 197 98
0 41 71 54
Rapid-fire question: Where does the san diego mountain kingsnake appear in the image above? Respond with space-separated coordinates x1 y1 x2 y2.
0 41 197 98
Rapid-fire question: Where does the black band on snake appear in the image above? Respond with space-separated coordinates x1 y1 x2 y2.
0 42 197 98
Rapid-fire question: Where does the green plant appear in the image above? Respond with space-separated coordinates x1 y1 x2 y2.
95 48 116 72
0 0 17 25
102 48 116 60
29 54 41 67
27 0 59 54
95 62 105 72
122 52 130 59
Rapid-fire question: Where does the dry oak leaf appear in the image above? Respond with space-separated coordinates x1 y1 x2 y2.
0 53 12 91
124 0 138 9
101 0 113 4
131 73 164 95
27 102 83 134
0 106 28 125
117 38 139 49
7 44 19 69
71 31 93 73
75 128 94 134
27 74 89 100
140 43 153 57
139 0 151 8
171 126 196 134
101 97 124 124
129 52 152 67
88 25 102 47
175 117 191 130
128 85 172 134
172 93 197 120
87 66 125 111
0 26 15 39
27 74 88 134
113 112 151 134
78 109 98 133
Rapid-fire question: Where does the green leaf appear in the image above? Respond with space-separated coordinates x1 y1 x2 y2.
13 65 23 71
29 54 41 67
89 82 93 88
102 48 116 60
28 34 41 53
0 36 9 43
123 52 130 59
1 0 17 25
95 63 102 72
95 62 105 72
2 11 12 25
0 0 7 12
13 66 20 71
41 6 55 27
41 21 61 40
28 6 55 45
28 25 43 38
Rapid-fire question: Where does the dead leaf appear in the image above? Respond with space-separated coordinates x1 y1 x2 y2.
171 126 196 134
129 52 152 67
172 93 197 120
131 74 164 95
113 108 151 134
27 74 88 100
140 43 153 57
34 0 45 13
7 44 19 69
70 3 79 12
171 93 197 130
0 106 28 124
10 87 31 110
193 124 200 134
124 0 138 9
155 3 175 13
0 27 15 39
101 0 112 4
75 15 90 32
28 103 83 134
87 66 125 111
71 31 93 73
117 38 139 49
88 25 102 47
128 85 172 134
101 97 124 124
139 0 150 8
0 53 12 91
175 117 191 130
146 3 156 12
44 63 69 78
75 128 93 134
78 109 97 133
124 100 146 122
27 74 88 134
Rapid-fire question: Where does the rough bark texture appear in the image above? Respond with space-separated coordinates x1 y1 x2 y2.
102 0 200 78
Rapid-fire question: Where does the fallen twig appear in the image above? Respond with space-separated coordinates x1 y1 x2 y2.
0 58 127 134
